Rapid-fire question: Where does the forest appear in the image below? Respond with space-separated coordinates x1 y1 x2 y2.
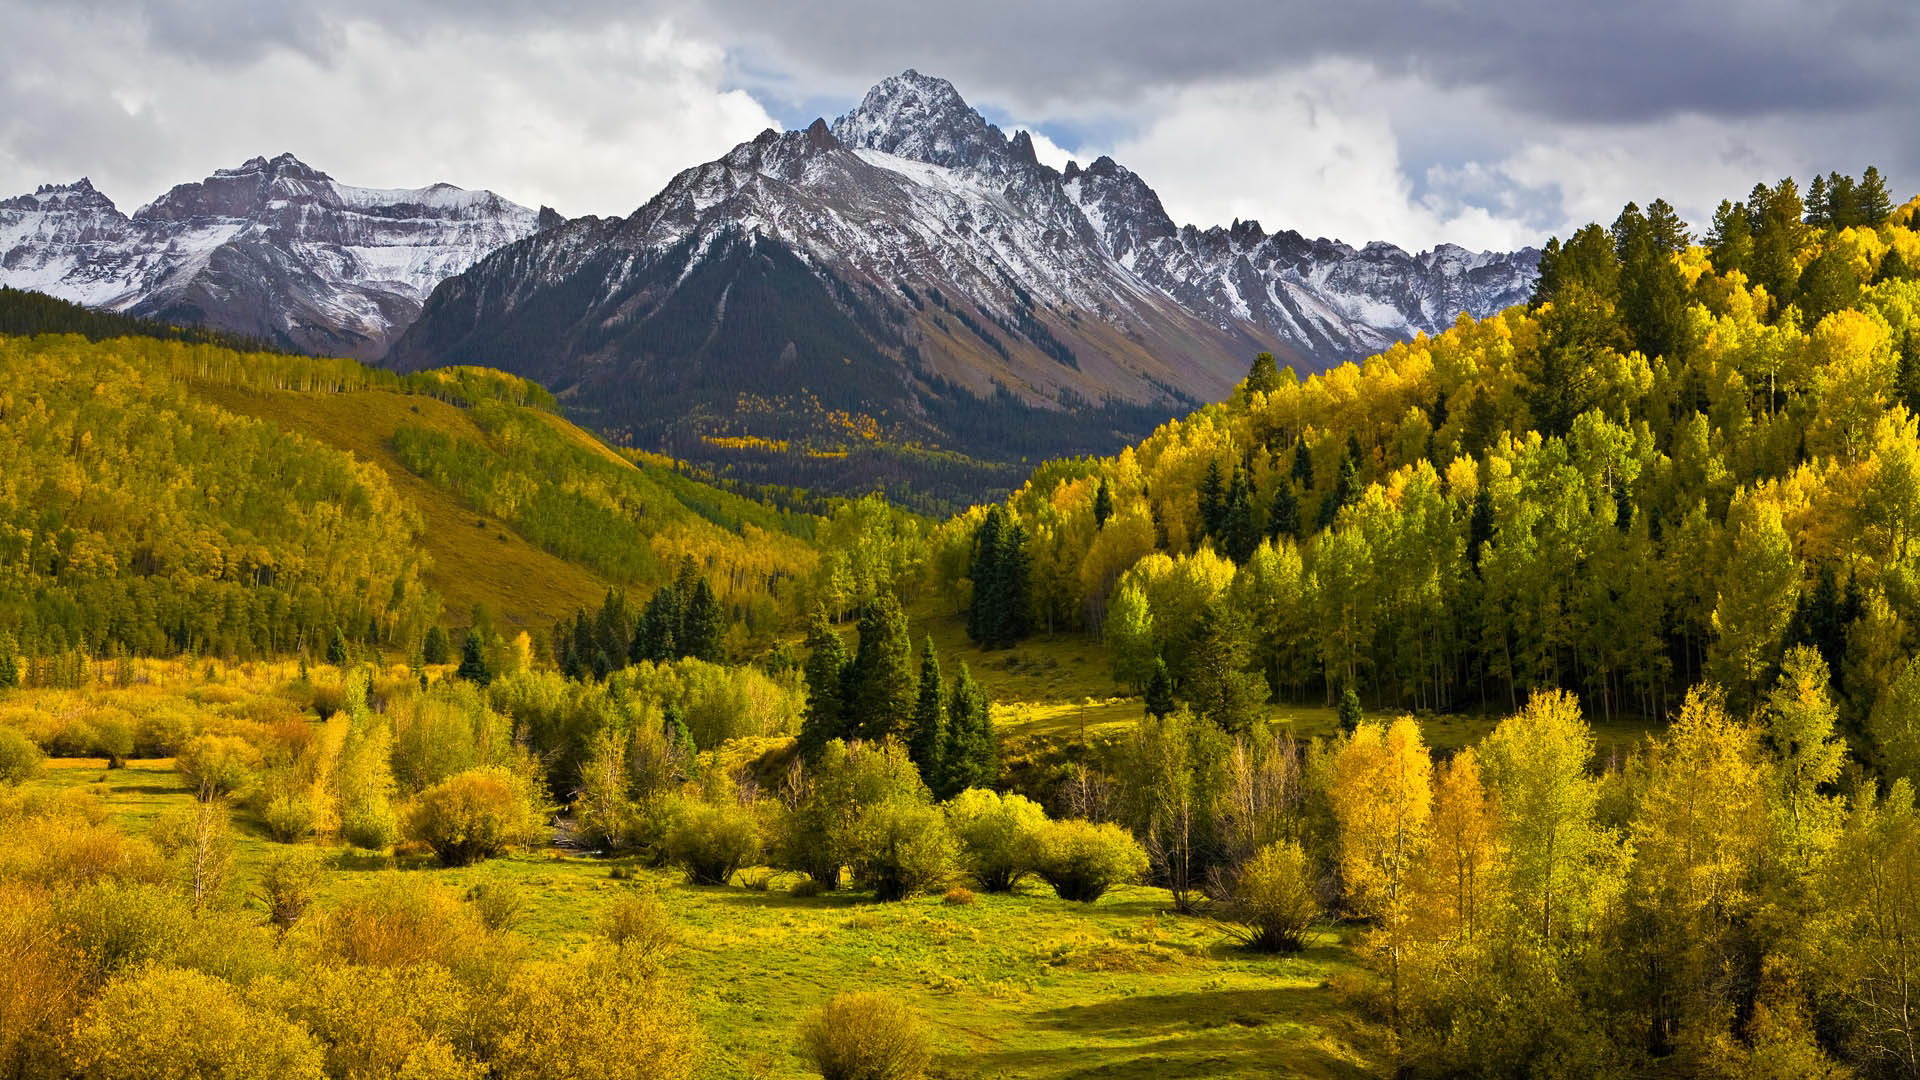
4 170 1920 1079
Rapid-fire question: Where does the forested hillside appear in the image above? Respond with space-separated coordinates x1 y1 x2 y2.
941 175 1920 741
0 324 827 665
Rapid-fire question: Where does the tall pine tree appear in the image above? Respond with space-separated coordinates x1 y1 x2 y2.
844 594 915 743
909 636 946 788
798 606 850 759
941 663 998 796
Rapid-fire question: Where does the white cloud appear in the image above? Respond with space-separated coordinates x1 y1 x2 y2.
1069 63 1543 252
0 12 775 217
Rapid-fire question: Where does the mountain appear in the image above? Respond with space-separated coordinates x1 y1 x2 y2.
0 154 559 359
390 71 1537 503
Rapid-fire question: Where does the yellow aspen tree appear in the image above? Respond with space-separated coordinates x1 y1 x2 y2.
1327 716 1433 1020
1481 689 1605 942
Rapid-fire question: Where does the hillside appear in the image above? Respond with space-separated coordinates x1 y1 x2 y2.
0 316 820 658
939 178 1920 734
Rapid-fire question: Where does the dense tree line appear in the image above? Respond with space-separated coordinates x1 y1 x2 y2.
798 597 999 796
0 336 435 661
554 561 727 680
933 175 1920 743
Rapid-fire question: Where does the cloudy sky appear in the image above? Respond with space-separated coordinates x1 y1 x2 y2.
2 0 1914 252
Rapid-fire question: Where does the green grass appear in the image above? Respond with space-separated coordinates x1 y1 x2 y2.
28 758 1381 1079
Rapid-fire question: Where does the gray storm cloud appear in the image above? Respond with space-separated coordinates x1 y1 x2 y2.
2 0 1915 250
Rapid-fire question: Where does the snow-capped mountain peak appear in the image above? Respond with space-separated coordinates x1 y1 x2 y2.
0 155 558 357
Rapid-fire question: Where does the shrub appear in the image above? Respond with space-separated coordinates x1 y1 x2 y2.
1222 841 1320 952
943 886 976 906
52 881 193 978
664 798 762 886
68 966 325 1080
259 787 318 843
265 962 480 1080
1036 819 1149 903
774 740 928 891
598 889 676 963
799 991 932 1080
945 788 1047 892
487 946 701 1080
0 884 82 1079
173 734 260 800
465 880 526 932
405 766 545 867
257 848 326 930
0 726 43 785
298 874 491 971
849 799 955 902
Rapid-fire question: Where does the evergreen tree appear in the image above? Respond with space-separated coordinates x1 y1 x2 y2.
1222 466 1261 563
663 702 694 756
632 587 675 664
942 663 998 795
0 633 16 689
1290 438 1314 490
1268 482 1300 541
1184 606 1266 733
1876 248 1914 285
844 594 915 743
1337 686 1363 734
1468 490 1495 573
1144 657 1177 719
455 630 492 686
1899 331 1920 417
1707 200 1753 274
1828 172 1860 228
326 626 350 666
1092 478 1114 531
1797 246 1863 326
1317 453 1359 531
592 589 632 668
908 637 946 788
967 507 1006 645
1198 460 1227 540
798 606 850 759
1243 351 1283 398
681 579 724 662
1806 174 1830 227
421 625 451 666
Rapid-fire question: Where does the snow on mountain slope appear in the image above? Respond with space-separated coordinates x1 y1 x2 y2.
388 70 1537 503
0 154 556 358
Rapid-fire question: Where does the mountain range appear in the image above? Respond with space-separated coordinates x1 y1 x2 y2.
0 153 556 359
0 71 1539 503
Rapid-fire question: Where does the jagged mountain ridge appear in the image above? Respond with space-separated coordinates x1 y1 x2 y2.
0 154 558 358
389 70 1536 503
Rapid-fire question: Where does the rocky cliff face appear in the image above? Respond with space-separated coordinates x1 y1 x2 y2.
0 154 552 358
389 71 1536 498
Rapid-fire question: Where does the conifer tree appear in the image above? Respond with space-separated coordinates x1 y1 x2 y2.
1806 173 1830 227
632 585 680 664
456 629 493 686
1244 351 1283 398
1268 483 1300 541
1898 332 1920 418
0 633 16 690
845 594 915 742
1199 460 1227 540
681 579 724 662
1707 200 1753 274
592 589 632 667
942 663 998 795
1145 657 1177 719
1092 478 1114 530
326 626 350 666
909 637 946 788
1337 686 1363 734
1290 438 1314 491
1222 466 1261 563
967 508 1005 645
798 606 851 759
1184 606 1265 733
1317 453 1359 531
421 625 450 666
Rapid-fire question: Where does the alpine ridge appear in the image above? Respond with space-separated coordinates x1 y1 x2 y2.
390 71 1537 502
0 153 555 358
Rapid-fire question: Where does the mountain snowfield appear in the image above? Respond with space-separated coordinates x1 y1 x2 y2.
386 70 1537 492
0 154 555 358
